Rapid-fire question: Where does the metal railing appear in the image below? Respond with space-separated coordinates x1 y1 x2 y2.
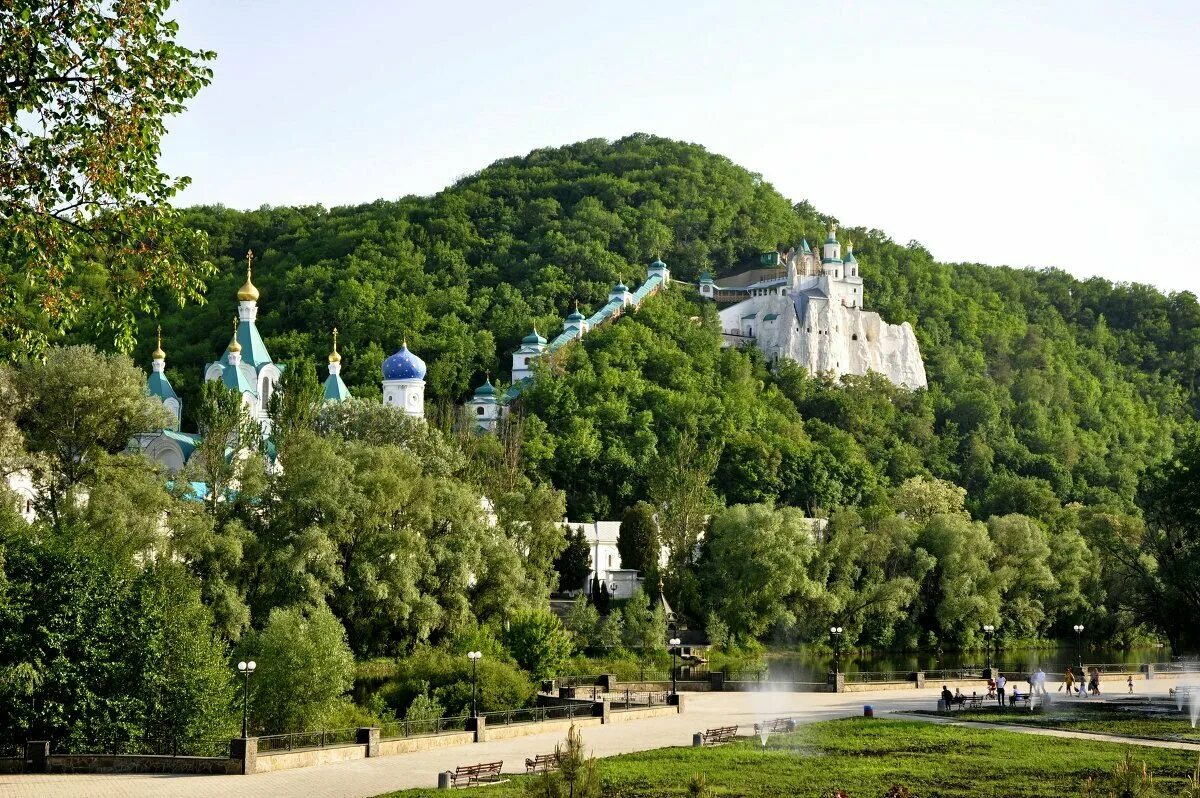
378 715 470 740
480 703 593 726
925 668 985 681
556 674 604 688
46 737 230 757
844 670 914 683
257 728 359 753
608 690 670 709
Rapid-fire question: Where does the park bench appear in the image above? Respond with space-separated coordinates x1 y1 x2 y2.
753 717 796 734
525 753 559 774
1008 694 1033 709
965 695 985 709
451 761 504 787
701 725 738 745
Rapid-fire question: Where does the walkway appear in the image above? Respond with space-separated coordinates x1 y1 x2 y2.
2 679 1190 798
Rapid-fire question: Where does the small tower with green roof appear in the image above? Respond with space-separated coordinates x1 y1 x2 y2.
322 327 351 402
512 327 546 382
563 300 589 339
466 374 501 432
146 325 181 430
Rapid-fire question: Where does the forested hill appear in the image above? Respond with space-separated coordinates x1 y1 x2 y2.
117 134 1196 520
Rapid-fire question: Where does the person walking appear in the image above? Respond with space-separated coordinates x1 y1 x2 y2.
1035 667 1047 696
1062 667 1075 694
996 673 1007 707
1128 674 1134 694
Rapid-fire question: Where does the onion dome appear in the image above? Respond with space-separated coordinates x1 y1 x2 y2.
237 250 260 302
474 377 497 398
328 327 342 363
566 300 585 324
228 316 242 353
825 223 838 244
522 328 547 346
613 280 629 293
382 341 426 381
151 325 166 360
844 241 857 262
650 257 667 270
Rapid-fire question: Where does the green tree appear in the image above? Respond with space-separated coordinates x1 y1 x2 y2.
891 476 968 524
15 345 170 527
555 526 591 593
504 609 575 680
1 0 215 352
564 595 600 649
699 503 818 640
241 604 355 734
617 501 660 576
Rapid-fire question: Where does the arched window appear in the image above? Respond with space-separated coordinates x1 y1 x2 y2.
260 376 272 407
476 406 485 416
852 334 858 341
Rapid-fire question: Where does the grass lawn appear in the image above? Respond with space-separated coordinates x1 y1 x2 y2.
378 718 1200 797
943 701 1200 743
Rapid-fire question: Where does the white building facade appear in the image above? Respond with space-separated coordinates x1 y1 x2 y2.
705 227 927 389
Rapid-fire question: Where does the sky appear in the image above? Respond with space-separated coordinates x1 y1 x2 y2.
162 0 1200 294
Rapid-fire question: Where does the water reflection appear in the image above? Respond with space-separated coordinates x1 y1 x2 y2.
760 645 1173 681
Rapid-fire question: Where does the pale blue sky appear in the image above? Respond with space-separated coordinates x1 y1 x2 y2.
163 0 1200 293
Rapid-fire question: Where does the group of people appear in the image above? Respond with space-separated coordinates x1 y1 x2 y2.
985 668 1049 706
941 664 1134 711
1061 666 1117 696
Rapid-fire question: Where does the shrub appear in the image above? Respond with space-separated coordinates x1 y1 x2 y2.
382 647 535 717
504 608 575 679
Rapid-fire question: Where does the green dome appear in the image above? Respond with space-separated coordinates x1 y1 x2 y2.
522 328 547 345
650 258 667 270
613 281 629 293
474 378 497 397
566 309 585 323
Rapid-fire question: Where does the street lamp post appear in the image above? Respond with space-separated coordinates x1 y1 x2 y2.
982 625 995 674
237 660 256 738
830 626 844 676
669 637 682 696
467 651 482 717
1073 624 1085 670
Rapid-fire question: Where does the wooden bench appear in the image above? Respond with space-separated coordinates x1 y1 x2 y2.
451 761 504 787
701 725 738 745
753 717 795 734
525 753 558 774
1008 694 1033 709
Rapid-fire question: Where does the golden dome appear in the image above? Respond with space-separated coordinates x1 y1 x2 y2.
228 316 242 353
151 325 166 360
328 327 342 363
238 249 260 302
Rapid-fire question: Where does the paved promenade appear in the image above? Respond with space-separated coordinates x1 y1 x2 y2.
2 679 1189 798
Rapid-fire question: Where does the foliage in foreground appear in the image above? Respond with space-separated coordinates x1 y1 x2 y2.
384 718 1200 798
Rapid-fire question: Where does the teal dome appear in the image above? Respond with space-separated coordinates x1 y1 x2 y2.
650 258 667 270
613 281 629 293
522 328 547 346
566 309 585 323
474 378 497 397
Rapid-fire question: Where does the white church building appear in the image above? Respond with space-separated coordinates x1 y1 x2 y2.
702 225 927 389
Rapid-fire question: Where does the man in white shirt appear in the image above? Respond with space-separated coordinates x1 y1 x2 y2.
996 674 1007 707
